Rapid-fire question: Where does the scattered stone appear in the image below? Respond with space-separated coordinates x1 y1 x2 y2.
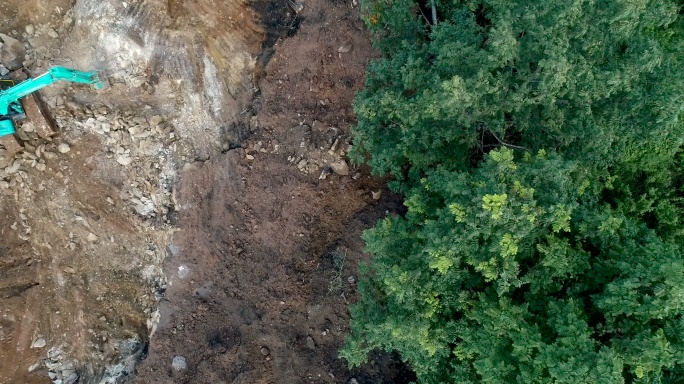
318 167 332 180
338 42 352 53
87 233 98 242
306 336 316 350
14 127 30 141
178 265 189 279
372 190 382 200
245 154 255 160
65 101 82 112
25 25 35 35
64 372 79 384
290 0 304 13
0 65 8 77
329 160 349 176
172 356 187 371
150 115 162 126
0 135 22 167
260 347 270 356
0 33 25 70
328 137 340 154
62 368 76 378
22 122 34 133
348 275 356 284
349 379 359 384
116 155 133 166
31 337 46 349
57 143 71 154
47 29 59 38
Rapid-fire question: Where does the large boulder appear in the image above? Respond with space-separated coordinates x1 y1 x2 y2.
0 33 25 70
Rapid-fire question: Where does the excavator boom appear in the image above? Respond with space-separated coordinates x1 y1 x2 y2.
0 66 106 137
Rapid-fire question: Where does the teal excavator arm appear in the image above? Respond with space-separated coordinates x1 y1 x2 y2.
0 66 106 138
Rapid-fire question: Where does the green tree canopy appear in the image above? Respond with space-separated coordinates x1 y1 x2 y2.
344 0 684 382
352 0 684 179
343 149 684 382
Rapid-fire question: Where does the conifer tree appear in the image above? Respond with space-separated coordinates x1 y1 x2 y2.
344 0 684 382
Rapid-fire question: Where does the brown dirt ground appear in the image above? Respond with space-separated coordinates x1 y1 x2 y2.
135 0 414 383
1 0 265 382
0 0 417 382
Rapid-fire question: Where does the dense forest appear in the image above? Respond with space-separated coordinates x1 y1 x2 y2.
342 0 684 382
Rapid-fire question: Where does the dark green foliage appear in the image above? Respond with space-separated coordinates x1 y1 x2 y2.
343 0 684 382
352 0 684 179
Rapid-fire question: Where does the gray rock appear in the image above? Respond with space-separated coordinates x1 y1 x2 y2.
64 372 79 384
306 336 316 350
171 356 187 371
57 143 71 153
150 115 162 126
0 33 25 70
116 155 132 166
31 337 46 348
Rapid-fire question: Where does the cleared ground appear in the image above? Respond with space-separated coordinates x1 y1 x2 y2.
0 0 412 383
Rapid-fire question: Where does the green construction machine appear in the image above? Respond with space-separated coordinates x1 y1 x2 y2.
0 66 106 138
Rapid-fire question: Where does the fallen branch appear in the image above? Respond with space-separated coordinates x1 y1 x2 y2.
488 130 531 152
417 5 431 26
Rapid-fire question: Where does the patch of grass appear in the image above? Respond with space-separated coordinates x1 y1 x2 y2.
327 250 346 294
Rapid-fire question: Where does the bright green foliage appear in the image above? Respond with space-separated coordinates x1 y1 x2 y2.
343 0 684 381
342 150 684 382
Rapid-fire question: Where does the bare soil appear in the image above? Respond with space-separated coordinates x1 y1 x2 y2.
136 0 415 382
0 0 414 383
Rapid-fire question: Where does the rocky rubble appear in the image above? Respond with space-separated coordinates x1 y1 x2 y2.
244 118 357 180
0 0 263 382
0 98 177 223
30 338 145 384
0 32 25 70
0 68 172 384
48 99 178 221
21 13 74 70
44 347 80 384
0 96 170 383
